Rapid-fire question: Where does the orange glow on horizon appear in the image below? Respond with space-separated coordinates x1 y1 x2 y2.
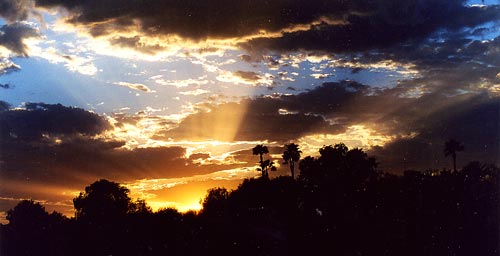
125 167 259 213
146 197 203 213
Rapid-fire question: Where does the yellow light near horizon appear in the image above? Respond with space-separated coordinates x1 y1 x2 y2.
125 167 259 213
146 199 203 213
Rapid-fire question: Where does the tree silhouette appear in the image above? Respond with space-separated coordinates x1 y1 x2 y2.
345 147 378 180
252 144 269 164
73 179 134 222
202 187 230 218
282 143 301 179
258 159 277 178
4 200 65 256
129 198 153 215
6 200 49 229
319 143 348 157
253 144 274 178
2 145 499 256
444 139 464 172
318 143 348 169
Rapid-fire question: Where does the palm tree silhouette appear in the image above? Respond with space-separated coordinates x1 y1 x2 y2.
444 139 464 172
253 144 270 177
252 144 269 164
259 159 277 178
282 143 302 179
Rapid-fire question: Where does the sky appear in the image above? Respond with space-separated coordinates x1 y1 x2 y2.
0 0 499 221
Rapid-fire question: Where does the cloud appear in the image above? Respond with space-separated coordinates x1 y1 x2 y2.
0 22 40 56
233 71 261 82
163 80 412 144
113 81 154 92
163 81 368 142
369 94 500 172
0 102 259 200
1 136 188 186
35 0 347 40
0 137 184 216
0 57 20 74
24 45 99 75
0 135 257 216
188 152 211 161
160 77 499 174
0 0 36 23
0 100 9 110
179 88 210 96
216 70 274 86
0 111 258 221
34 0 499 56
152 76 210 88
0 103 116 197
0 103 111 141
243 3 500 53
0 1 44 84
357 34 500 88
109 35 164 54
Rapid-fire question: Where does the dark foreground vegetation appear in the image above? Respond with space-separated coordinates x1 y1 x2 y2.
1 144 498 256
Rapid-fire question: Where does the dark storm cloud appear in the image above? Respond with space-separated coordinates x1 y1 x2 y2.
280 81 367 114
35 0 350 39
35 0 499 54
355 32 500 86
0 103 113 190
0 23 40 56
0 103 110 141
244 3 500 53
0 4 41 78
370 96 500 172
343 35 500 131
288 27 500 109
0 0 34 23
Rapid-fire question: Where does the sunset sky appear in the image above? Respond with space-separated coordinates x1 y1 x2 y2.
1 0 499 221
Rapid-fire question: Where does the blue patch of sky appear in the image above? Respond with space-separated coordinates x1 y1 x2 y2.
1 57 104 108
464 0 500 39
249 56 412 96
466 0 500 6
0 57 179 115
466 21 500 41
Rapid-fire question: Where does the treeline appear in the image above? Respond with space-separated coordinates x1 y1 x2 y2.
1 144 498 256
